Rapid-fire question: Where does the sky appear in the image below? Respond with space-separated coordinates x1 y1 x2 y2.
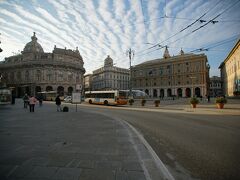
0 0 239 77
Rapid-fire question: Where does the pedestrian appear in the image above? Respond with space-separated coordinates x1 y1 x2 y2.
207 95 210 103
11 93 16 105
38 94 43 107
55 95 61 112
29 95 38 112
23 93 29 108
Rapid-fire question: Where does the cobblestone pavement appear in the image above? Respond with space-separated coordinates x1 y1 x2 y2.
0 99 173 180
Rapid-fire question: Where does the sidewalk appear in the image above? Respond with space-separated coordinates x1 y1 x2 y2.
0 99 173 180
78 98 240 116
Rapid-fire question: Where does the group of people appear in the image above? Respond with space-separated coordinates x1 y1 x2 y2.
22 94 43 112
22 93 62 112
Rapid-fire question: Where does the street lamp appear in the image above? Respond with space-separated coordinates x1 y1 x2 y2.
126 48 134 98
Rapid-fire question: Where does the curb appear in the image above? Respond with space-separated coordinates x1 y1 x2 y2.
120 119 175 180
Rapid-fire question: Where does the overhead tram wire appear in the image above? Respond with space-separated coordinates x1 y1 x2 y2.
138 0 240 57
168 0 240 46
190 34 240 53
135 0 223 56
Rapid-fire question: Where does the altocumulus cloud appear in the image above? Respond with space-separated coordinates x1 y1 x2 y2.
0 0 239 76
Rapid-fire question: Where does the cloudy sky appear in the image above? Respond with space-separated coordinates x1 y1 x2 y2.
0 0 239 76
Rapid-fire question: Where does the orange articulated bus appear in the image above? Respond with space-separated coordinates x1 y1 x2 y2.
84 90 128 105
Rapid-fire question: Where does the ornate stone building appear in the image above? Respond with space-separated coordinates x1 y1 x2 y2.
92 55 129 90
0 32 85 97
219 39 240 96
209 76 222 97
132 47 210 98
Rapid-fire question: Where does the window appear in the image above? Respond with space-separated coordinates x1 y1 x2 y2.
159 69 163 75
47 71 52 81
58 72 63 81
17 72 21 80
68 72 73 81
25 71 29 81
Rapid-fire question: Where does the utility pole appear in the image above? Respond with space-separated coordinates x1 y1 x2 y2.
126 48 134 98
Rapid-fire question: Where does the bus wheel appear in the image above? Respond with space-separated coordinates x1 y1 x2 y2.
89 100 92 104
104 100 108 105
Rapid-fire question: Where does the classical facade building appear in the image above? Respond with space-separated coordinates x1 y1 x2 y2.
0 32 85 97
84 74 93 92
132 47 210 98
92 55 129 90
209 76 222 97
219 39 240 96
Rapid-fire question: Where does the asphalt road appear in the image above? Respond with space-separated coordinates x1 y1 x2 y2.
78 104 240 180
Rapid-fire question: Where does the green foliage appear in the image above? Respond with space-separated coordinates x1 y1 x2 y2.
190 97 199 104
215 97 227 104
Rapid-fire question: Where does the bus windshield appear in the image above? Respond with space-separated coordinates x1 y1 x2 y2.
0 88 12 105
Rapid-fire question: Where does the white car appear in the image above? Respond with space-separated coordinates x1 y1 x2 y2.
64 96 72 103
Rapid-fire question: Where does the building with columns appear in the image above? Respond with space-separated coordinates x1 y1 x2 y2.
0 32 85 97
132 47 210 98
209 76 223 97
84 74 93 92
92 55 129 90
219 39 240 97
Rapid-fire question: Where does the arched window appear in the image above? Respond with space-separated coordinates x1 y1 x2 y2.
46 86 53 91
160 89 164 98
185 88 191 97
167 89 172 97
177 88 182 97
68 87 73 95
195 87 201 97
153 89 158 97
57 86 64 96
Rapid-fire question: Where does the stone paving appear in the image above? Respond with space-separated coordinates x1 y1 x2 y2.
0 99 171 180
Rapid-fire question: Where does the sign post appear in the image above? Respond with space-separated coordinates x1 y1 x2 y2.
73 84 82 112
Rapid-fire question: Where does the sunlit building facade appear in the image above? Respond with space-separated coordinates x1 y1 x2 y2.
0 32 85 97
132 47 210 98
219 39 240 96
92 55 129 90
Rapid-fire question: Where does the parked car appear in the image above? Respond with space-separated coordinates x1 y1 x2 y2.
64 96 72 103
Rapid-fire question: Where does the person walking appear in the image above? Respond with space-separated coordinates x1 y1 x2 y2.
23 93 29 108
38 94 43 107
29 95 37 112
55 95 61 112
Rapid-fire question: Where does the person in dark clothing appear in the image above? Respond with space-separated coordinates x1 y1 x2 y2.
38 94 43 107
55 95 61 112
23 94 29 108
207 95 210 102
11 94 15 104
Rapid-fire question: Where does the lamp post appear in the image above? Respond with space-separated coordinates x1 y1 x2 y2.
126 48 134 98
